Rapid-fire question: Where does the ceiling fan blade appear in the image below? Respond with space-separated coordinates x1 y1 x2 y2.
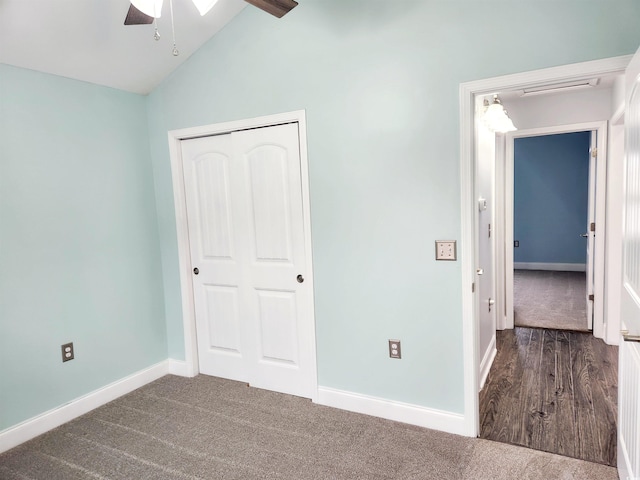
124 4 154 25
244 0 298 18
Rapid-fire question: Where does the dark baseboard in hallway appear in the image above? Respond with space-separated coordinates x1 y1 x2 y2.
479 327 618 466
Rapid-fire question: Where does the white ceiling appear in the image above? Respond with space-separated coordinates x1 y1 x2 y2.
0 0 248 95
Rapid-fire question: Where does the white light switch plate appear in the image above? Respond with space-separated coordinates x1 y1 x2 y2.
435 240 457 261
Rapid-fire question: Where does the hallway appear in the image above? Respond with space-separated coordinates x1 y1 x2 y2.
479 327 617 466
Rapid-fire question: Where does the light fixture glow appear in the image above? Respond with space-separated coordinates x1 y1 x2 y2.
192 0 219 16
131 0 164 18
482 95 517 133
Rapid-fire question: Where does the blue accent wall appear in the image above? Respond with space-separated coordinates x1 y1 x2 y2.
0 65 167 430
514 132 591 265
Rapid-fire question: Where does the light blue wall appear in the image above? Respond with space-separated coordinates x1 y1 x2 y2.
514 132 591 265
147 1 640 413
1 1 636 438
0 65 167 430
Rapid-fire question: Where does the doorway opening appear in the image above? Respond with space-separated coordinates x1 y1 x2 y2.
513 131 590 333
507 127 604 334
478 91 617 464
476 109 617 464
459 55 630 441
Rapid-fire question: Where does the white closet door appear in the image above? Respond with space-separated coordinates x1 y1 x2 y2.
181 133 249 382
231 124 312 397
181 123 313 398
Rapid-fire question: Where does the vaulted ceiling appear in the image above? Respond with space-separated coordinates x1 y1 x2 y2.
0 0 248 94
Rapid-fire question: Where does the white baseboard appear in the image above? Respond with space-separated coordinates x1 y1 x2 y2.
168 359 195 377
514 262 586 272
316 386 468 436
618 437 633 480
0 360 169 454
479 335 497 391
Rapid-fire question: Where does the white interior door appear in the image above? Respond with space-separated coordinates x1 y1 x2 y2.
476 113 496 389
181 122 315 399
585 132 597 330
618 45 640 480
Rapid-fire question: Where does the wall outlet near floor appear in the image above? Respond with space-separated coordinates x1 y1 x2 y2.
61 342 74 362
514 240 520 247
435 240 457 261
388 340 401 359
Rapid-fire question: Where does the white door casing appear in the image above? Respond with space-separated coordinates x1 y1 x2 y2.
168 111 318 401
618 45 640 480
621 46 640 348
604 117 625 346
586 132 597 330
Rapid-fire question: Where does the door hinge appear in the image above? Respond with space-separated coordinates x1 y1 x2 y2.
472 282 475 293
621 330 640 342
591 147 597 158
488 223 491 238
589 294 594 301
590 222 595 232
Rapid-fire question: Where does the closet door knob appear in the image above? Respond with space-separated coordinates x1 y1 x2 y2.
193 268 199 275
296 274 304 283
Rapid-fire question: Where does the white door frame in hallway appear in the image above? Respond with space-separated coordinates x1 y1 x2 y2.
503 122 608 334
459 54 631 437
167 110 319 401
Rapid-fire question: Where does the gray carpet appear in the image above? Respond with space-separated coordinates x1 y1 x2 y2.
0 375 618 480
514 270 588 331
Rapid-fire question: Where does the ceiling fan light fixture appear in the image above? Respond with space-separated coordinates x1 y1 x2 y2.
192 0 219 16
131 0 164 18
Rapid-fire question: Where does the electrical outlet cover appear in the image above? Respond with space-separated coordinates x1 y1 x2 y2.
388 339 401 359
61 342 74 362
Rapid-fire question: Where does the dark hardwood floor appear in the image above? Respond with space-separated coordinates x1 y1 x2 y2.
479 327 618 466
